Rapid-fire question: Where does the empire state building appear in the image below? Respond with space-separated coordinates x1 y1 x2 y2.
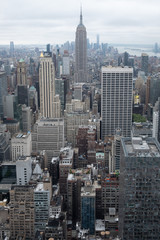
75 9 87 83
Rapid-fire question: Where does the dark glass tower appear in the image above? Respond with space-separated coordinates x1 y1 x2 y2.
75 9 87 83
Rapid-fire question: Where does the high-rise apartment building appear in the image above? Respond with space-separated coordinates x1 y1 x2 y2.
39 52 55 118
75 9 87 83
119 137 160 239
101 66 133 139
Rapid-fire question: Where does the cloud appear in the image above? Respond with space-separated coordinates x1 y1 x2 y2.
0 0 160 44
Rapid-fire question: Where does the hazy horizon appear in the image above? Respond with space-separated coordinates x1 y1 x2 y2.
0 0 160 45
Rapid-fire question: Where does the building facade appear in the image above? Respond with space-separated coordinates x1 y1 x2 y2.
74 10 87 83
119 137 160 239
101 66 133 139
39 52 55 118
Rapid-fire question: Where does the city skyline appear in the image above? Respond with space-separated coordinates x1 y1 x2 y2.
0 0 160 45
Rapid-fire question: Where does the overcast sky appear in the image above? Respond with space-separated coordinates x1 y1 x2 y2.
0 0 160 45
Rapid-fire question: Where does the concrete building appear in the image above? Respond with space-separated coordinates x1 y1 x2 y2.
10 185 35 240
0 72 7 120
59 147 73 210
11 132 32 161
75 9 87 83
53 94 61 118
28 86 38 111
50 157 59 185
32 118 64 167
39 52 55 118
62 50 70 75
67 168 91 224
101 173 119 218
119 137 160 239
74 83 83 101
16 156 32 185
0 124 11 162
101 66 133 139
55 78 65 112
16 59 27 85
10 41 14 57
141 53 149 76
3 119 20 137
3 94 15 119
22 105 32 132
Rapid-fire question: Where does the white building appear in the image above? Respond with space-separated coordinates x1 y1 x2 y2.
16 156 32 185
11 132 32 161
101 66 133 139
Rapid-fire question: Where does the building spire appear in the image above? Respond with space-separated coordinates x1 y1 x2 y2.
80 5 83 24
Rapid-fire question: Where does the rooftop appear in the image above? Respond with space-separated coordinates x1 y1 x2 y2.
122 137 160 157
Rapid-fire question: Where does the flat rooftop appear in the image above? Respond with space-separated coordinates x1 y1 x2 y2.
122 137 160 157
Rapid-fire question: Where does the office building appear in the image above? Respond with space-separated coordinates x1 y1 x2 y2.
149 73 160 106
16 59 27 85
16 156 32 185
39 52 55 118
0 72 7 120
74 83 83 100
34 182 50 232
32 118 64 166
22 105 32 132
101 66 133 139
0 124 10 163
119 137 160 239
10 185 35 240
59 147 73 210
141 53 149 76
10 41 14 57
62 50 70 75
153 111 158 139
55 78 65 112
11 132 32 161
0 161 16 184
17 85 28 105
67 168 91 223
28 86 38 112
3 94 15 119
81 183 95 235
75 9 87 83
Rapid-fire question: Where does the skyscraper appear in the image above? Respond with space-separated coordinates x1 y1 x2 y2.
75 8 87 83
17 59 27 85
0 72 7 119
10 41 14 57
39 52 55 118
119 137 160 239
101 66 133 139
141 53 149 76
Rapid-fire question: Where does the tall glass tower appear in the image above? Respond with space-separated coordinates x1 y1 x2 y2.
75 8 87 83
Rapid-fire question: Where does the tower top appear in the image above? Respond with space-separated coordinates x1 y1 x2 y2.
80 5 83 25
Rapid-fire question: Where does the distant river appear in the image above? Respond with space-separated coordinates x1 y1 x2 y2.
113 45 160 57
